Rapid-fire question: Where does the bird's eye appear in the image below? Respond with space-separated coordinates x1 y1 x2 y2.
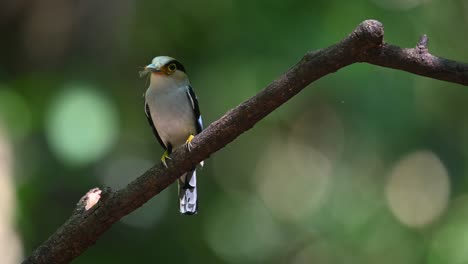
167 63 177 72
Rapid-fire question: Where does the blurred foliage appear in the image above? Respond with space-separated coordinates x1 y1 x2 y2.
1 0 468 263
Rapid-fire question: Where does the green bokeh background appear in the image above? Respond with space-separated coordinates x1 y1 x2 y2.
1 0 468 263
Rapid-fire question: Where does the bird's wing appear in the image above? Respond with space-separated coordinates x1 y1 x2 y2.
144 102 167 150
186 85 203 133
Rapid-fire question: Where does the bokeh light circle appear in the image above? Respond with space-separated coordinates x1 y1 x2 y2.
204 195 282 263
385 150 450 228
46 85 118 166
256 137 332 223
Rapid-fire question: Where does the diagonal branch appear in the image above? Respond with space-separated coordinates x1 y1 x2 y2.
23 19 468 264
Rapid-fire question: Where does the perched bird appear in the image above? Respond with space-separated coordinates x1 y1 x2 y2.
140 56 203 215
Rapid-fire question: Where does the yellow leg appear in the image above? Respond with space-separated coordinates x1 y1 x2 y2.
185 134 195 151
161 149 172 168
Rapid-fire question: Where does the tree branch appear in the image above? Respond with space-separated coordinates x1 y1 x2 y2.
23 19 468 264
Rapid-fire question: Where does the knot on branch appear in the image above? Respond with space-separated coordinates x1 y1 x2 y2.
353 19 384 47
417 34 428 50
415 35 430 62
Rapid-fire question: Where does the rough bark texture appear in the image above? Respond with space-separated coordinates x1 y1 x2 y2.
23 19 468 264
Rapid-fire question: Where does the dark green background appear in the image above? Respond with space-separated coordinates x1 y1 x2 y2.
1 0 468 263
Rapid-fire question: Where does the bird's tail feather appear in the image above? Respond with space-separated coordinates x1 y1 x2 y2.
178 169 197 215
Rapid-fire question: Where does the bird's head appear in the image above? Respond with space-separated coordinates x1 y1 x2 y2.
140 56 187 78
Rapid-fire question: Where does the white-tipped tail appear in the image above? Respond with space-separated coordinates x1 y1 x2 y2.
178 170 197 215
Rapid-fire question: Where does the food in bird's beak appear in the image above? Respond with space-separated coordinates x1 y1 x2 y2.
139 68 150 78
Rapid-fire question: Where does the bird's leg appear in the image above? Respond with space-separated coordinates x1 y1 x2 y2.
161 149 172 168
185 134 195 151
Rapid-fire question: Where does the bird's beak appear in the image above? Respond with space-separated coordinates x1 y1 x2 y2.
139 63 161 78
145 63 161 72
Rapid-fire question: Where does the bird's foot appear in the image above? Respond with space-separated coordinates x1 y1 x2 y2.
185 134 195 151
161 150 172 168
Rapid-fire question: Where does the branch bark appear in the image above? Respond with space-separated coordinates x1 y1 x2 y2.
23 19 468 264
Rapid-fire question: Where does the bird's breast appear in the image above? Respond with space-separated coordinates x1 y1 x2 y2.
146 83 196 147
